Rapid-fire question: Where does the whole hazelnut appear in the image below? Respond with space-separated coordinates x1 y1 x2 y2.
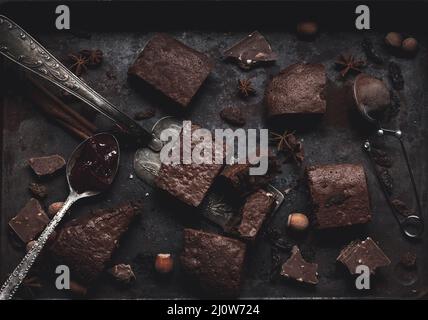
48 202 64 218
296 21 318 37
402 37 418 53
287 213 309 231
155 253 174 274
385 32 402 48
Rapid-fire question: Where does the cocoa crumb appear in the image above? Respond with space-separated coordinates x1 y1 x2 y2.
391 199 413 217
134 109 156 121
28 183 48 199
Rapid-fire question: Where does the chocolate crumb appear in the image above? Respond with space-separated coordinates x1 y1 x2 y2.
372 148 393 168
134 109 156 121
379 169 393 195
220 107 246 127
391 199 413 217
108 264 136 283
29 182 48 199
388 61 404 90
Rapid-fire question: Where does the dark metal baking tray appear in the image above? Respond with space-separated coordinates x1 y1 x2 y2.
1 2 427 299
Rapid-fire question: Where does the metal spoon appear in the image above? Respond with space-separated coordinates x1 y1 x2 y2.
0 133 120 300
353 74 424 240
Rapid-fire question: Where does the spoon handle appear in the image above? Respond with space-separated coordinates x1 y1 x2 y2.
0 15 161 151
0 195 76 300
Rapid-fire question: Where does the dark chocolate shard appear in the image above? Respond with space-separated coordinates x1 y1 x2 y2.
223 31 277 69
180 228 246 296
280 246 319 285
307 164 371 229
337 237 391 275
9 198 50 243
220 106 246 127
128 33 214 107
28 155 66 177
108 264 136 283
49 201 142 284
238 189 275 240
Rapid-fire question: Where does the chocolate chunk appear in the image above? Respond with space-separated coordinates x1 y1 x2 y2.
265 63 326 118
28 182 48 199
238 189 275 240
155 125 224 207
307 164 371 229
28 155 66 177
128 33 214 107
280 246 319 285
337 237 391 274
180 229 246 296
223 31 277 70
108 264 136 283
49 201 142 283
219 106 246 127
9 198 50 243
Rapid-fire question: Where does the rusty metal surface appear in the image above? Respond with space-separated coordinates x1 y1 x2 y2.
1 28 427 299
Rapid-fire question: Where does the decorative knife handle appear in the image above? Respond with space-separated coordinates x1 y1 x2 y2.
0 15 160 150
0 196 75 300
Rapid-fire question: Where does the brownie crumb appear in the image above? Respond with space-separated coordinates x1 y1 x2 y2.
220 107 246 127
29 182 48 199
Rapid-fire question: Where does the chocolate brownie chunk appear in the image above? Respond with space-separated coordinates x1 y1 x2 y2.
128 33 214 107
307 164 371 229
337 237 391 274
155 124 224 207
49 201 142 283
180 229 246 296
265 63 326 117
9 198 50 243
238 190 275 240
28 155 66 177
281 246 319 285
223 31 277 69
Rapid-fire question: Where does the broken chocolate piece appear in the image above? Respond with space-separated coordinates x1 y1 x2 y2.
28 182 48 199
28 155 66 177
220 107 246 127
307 164 371 229
49 201 142 283
223 31 277 69
128 33 214 107
238 189 275 240
337 237 391 274
280 246 318 285
155 124 223 207
180 228 246 296
108 264 136 283
265 63 326 118
9 198 50 243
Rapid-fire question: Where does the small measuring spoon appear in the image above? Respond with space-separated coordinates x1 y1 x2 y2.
353 74 424 239
0 133 120 300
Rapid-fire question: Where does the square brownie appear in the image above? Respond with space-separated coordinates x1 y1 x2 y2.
128 33 214 107
180 228 246 296
155 125 224 207
265 63 326 117
238 189 275 240
307 163 371 229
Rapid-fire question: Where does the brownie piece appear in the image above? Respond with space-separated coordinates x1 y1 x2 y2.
306 164 371 229
180 229 246 296
223 31 277 69
265 63 326 117
128 33 214 107
28 155 65 177
49 201 142 283
155 125 224 207
238 190 275 240
9 198 50 243
280 246 319 285
337 237 391 274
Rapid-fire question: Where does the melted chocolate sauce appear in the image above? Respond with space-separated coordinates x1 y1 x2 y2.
69 134 119 193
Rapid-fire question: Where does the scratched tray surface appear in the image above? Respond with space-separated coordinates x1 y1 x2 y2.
1 30 427 299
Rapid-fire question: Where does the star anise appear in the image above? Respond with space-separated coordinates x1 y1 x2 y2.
68 54 88 76
335 53 365 77
237 78 256 97
269 130 304 165
79 49 103 67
